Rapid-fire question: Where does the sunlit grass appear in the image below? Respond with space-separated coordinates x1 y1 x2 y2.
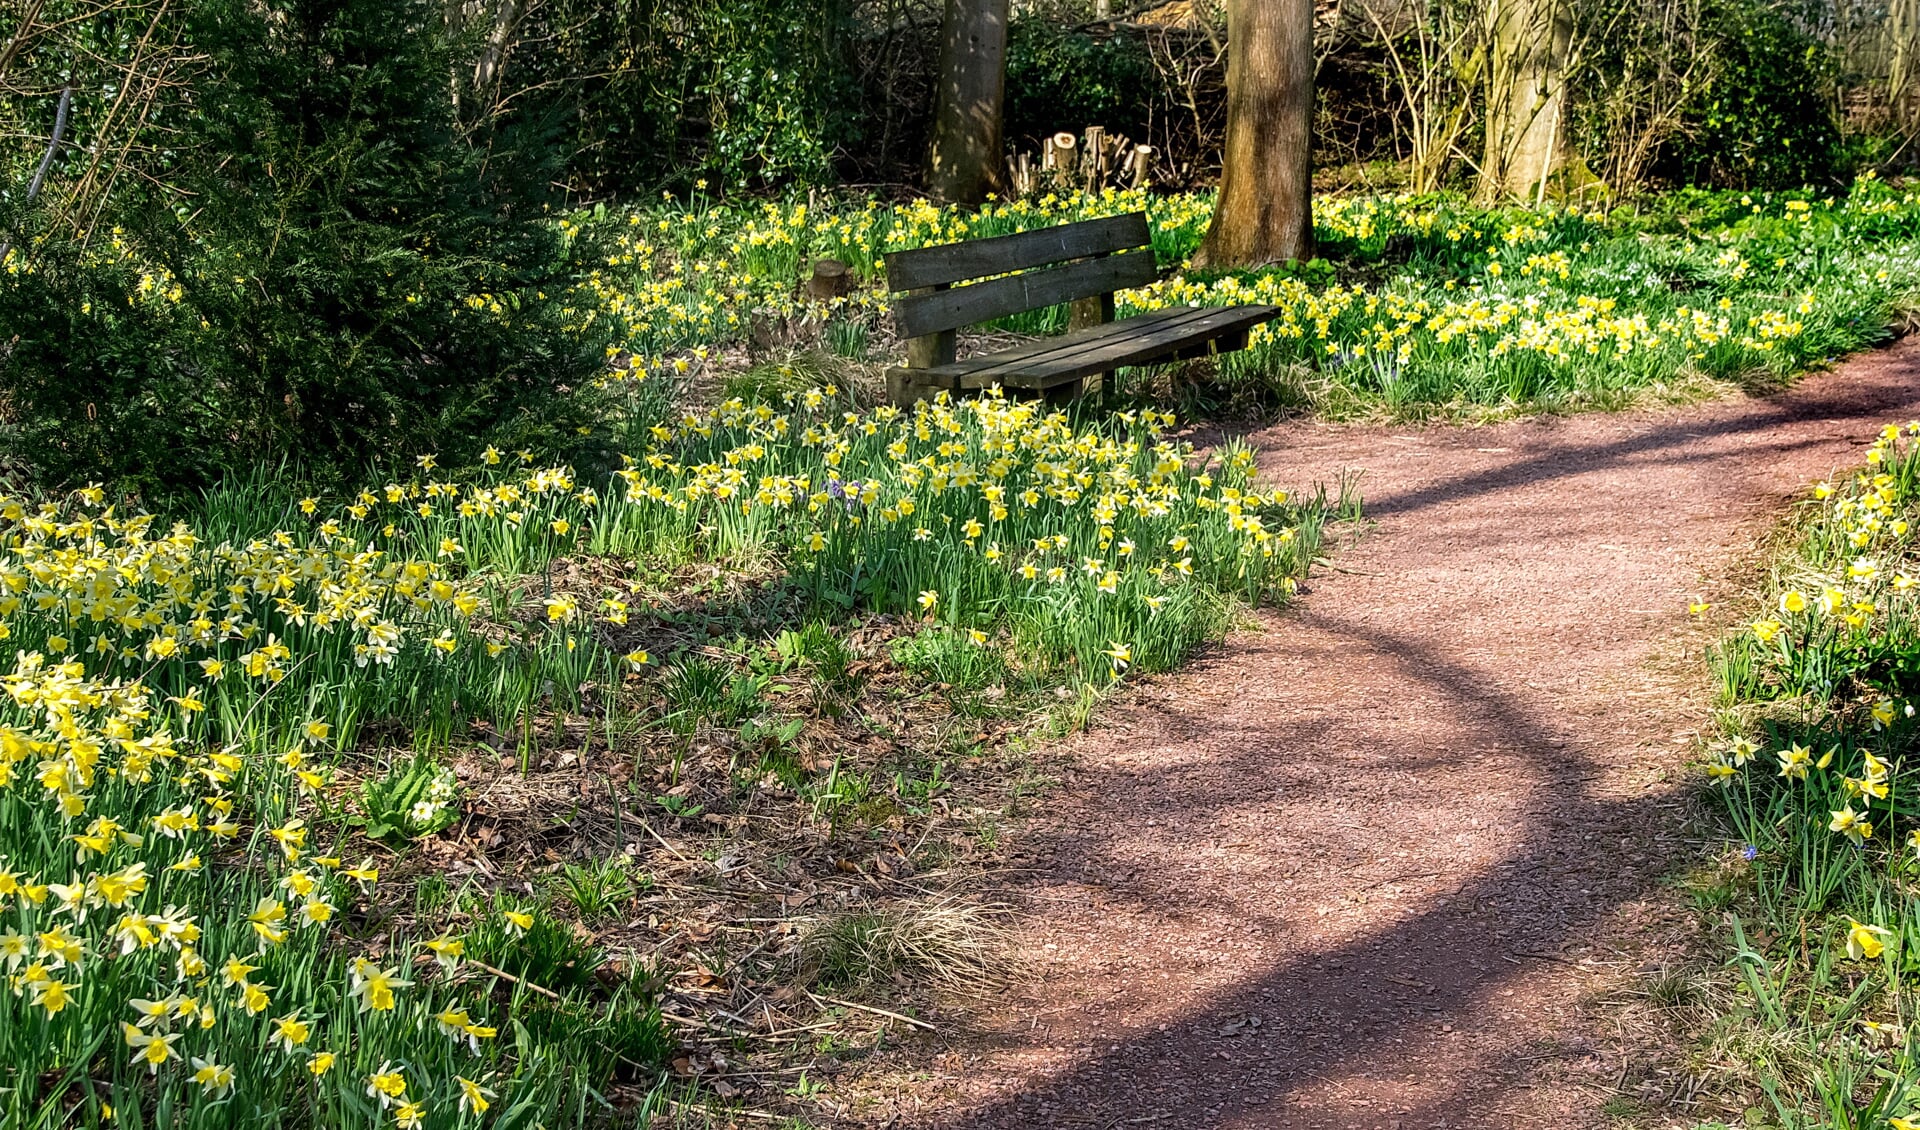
0 384 1332 1126
1696 423 1920 1126
567 177 1920 418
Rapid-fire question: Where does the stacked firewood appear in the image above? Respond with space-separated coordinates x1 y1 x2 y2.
1009 126 1156 198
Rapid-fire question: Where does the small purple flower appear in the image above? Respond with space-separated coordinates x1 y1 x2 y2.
1742 844 1758 861
826 479 863 512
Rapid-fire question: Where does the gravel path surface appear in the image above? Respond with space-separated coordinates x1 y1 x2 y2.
887 341 1920 1128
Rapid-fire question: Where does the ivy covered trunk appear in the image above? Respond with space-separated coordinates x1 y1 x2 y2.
1481 0 1572 201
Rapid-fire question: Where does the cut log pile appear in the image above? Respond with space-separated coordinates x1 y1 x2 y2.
1010 126 1155 197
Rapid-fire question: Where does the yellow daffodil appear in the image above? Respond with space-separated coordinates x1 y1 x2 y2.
1846 917 1894 960
367 1063 408 1108
1831 805 1874 844
457 1076 496 1115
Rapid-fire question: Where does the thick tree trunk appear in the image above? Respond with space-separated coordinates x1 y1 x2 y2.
1481 0 1571 200
928 0 1010 206
1195 0 1315 268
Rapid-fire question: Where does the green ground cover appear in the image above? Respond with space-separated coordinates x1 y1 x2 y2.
571 177 1920 418
0 385 1343 1127
1692 425 1920 1128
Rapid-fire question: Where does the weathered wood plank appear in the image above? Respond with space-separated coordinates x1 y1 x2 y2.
891 249 1159 340
902 282 956 370
957 307 1246 382
996 306 1279 388
928 307 1214 383
909 305 1281 390
884 212 1151 291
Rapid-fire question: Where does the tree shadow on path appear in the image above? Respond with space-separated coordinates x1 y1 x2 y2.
933 354 1920 1128
1328 359 1920 524
946 615 1679 1128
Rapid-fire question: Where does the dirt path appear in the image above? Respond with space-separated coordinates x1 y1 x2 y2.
865 341 1920 1128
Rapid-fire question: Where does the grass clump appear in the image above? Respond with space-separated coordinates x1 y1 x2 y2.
800 898 1009 996
1696 422 1920 1126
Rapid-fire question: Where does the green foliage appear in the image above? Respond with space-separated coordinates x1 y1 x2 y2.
467 903 606 992
488 0 860 193
891 627 1010 691
0 0 613 499
352 755 460 842
660 654 768 732
1667 0 1844 189
556 860 639 923
1004 20 1159 149
770 621 864 712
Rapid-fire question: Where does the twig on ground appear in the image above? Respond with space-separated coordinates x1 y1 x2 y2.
466 959 562 1000
807 990 937 1031
639 818 690 860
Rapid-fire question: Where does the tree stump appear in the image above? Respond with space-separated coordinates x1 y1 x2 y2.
1048 132 1077 180
808 259 851 303
1132 145 1155 190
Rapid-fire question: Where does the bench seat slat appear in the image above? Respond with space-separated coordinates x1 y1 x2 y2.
904 304 1283 391
891 249 1160 341
929 307 1215 383
995 305 1280 388
885 213 1151 291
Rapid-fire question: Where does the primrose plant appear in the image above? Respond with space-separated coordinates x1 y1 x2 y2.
355 756 462 842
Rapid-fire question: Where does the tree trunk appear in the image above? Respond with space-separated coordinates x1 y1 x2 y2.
1195 0 1315 268
1893 0 1920 132
1481 0 1572 200
928 0 1010 206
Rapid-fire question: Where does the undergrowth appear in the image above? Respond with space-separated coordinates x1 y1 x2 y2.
0 384 1350 1126
1691 422 1920 1128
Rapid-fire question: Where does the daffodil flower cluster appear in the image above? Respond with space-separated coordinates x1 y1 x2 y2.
1728 423 1920 702
0 645 518 1124
595 385 1315 677
1699 409 1920 1119
0 379 1322 1122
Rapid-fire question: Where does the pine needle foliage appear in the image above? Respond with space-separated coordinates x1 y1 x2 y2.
0 0 611 499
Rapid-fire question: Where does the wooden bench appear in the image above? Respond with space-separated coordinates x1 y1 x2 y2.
882 211 1283 406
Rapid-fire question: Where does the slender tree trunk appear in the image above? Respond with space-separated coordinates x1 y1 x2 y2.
1195 0 1316 267
1892 0 1920 132
473 0 520 94
928 0 1010 206
1481 0 1571 200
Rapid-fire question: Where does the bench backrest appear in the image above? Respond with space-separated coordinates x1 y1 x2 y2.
884 212 1156 340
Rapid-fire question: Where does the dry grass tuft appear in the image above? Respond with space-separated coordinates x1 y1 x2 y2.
799 895 1016 995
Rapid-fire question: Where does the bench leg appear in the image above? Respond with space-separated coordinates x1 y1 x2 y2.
1038 372 1108 409
886 368 945 407
1040 379 1082 407
1082 369 1108 407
